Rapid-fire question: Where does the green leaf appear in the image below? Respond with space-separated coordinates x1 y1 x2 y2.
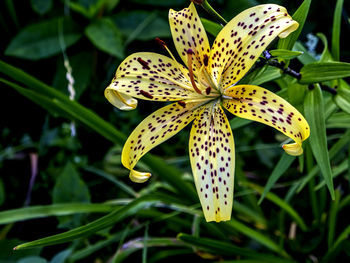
269 49 303 60
178 234 293 262
294 41 317 65
53 162 90 204
258 153 295 204
317 33 333 62
328 190 341 248
304 84 335 199
245 183 307 231
13 196 160 249
299 62 350 84
5 17 81 60
296 129 350 193
224 219 287 255
69 0 107 18
327 112 350 129
112 11 170 42
332 0 344 61
334 80 350 115
85 18 124 58
0 203 116 225
201 18 222 37
277 0 312 51
30 0 52 15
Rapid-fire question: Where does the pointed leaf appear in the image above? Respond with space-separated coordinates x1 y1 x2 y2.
304 84 335 199
5 17 81 60
299 62 350 84
85 18 124 58
258 153 295 204
14 196 159 249
269 49 303 60
332 0 344 61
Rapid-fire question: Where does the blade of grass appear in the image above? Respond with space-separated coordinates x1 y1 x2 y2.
83 166 137 197
258 153 295 204
223 219 288 257
304 84 335 199
177 234 294 262
13 195 160 249
323 225 350 262
296 129 350 192
331 0 344 61
328 190 340 248
245 183 307 231
0 203 117 225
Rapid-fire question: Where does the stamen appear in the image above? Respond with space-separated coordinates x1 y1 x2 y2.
137 57 150 70
178 101 186 107
140 90 154 99
205 87 211 95
187 49 202 94
155 37 166 49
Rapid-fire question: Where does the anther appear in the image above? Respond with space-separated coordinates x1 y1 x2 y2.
178 101 186 107
205 87 211 95
155 37 167 49
186 49 202 94
137 57 150 70
140 90 154 99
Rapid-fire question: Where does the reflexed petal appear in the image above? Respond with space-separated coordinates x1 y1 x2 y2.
223 85 310 155
105 52 203 110
208 4 298 88
122 99 208 178
189 102 235 222
169 3 211 76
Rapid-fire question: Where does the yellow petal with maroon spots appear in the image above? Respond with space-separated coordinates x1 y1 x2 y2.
223 85 309 156
169 3 211 78
122 99 208 177
208 4 298 89
105 52 204 110
189 102 235 222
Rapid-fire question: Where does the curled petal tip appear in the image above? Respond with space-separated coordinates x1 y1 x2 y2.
282 143 303 156
129 170 151 183
278 21 299 38
105 85 137 111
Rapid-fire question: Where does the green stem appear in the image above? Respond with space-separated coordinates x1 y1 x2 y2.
200 0 227 25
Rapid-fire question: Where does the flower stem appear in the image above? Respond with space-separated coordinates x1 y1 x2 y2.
200 0 227 25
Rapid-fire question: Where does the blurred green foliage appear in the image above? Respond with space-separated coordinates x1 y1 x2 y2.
1 0 350 262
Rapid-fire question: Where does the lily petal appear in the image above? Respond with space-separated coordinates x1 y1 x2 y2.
105 52 203 110
189 102 235 222
122 99 208 178
209 4 298 88
223 85 310 155
169 3 211 77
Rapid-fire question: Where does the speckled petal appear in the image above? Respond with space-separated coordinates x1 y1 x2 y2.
122 99 208 178
208 4 298 88
169 3 211 77
105 52 204 110
189 102 235 222
223 85 310 155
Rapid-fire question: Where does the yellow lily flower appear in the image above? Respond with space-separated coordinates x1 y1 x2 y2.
105 3 310 222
